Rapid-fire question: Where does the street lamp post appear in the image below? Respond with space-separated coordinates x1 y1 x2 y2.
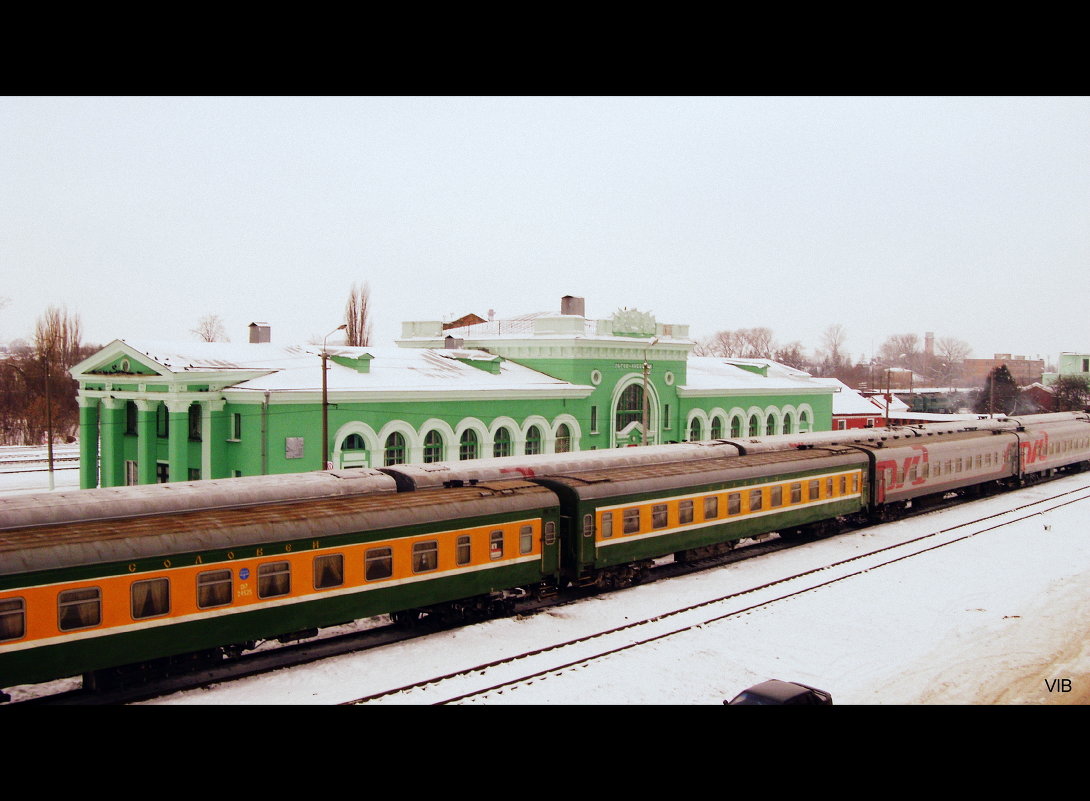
641 336 659 446
322 324 347 470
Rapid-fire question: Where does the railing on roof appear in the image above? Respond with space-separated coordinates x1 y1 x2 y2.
447 319 537 337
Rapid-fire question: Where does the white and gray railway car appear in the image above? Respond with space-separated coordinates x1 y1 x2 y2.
858 430 1020 506
378 440 743 490
1014 418 1090 479
0 469 397 531
4 413 1083 531
379 414 1089 489
726 411 1089 454
853 417 1090 508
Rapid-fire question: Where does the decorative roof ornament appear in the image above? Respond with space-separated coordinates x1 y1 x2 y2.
611 307 656 338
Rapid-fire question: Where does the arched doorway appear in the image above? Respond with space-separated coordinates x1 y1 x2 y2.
611 374 658 447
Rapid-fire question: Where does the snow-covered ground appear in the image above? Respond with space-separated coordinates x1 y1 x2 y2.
0 445 81 496
148 474 1090 706
4 447 1088 705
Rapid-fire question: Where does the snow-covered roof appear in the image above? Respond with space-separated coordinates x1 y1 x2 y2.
811 378 885 416
680 357 831 396
227 345 589 398
76 340 591 400
867 393 911 413
118 339 309 372
719 357 812 379
441 311 557 338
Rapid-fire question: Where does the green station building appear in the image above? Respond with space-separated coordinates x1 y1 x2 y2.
70 296 835 489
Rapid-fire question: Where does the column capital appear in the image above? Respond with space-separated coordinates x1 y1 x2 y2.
165 399 193 415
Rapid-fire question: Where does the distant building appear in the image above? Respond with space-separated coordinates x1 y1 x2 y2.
813 378 884 430
1019 383 1054 412
70 297 837 489
962 354 1043 387
1042 352 1090 386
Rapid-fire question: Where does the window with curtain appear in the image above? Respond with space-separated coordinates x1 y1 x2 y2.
131 578 170 619
59 587 101 631
554 424 571 453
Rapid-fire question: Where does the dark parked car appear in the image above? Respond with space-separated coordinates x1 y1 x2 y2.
725 679 833 705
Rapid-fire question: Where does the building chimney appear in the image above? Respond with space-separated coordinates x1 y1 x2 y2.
560 295 585 317
249 322 271 343
924 332 934 357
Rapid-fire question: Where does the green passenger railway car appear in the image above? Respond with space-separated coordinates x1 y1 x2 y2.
536 448 870 588
0 480 560 690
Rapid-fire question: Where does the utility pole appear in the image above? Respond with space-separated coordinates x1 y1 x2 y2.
44 348 55 490
641 336 659 446
322 324 347 469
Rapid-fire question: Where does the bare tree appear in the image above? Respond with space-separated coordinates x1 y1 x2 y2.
774 341 809 371
28 306 90 452
34 305 84 370
344 282 373 347
816 323 849 375
693 329 742 357
878 333 921 369
696 327 810 367
931 336 972 385
936 336 971 364
191 313 229 342
737 327 775 358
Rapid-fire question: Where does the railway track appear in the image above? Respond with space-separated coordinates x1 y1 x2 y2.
0 452 80 474
344 481 1090 705
15 474 1090 705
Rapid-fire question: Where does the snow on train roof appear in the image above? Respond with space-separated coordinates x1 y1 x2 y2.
0 481 557 575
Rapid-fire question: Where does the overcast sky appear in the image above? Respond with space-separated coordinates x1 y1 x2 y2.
1 96 1087 364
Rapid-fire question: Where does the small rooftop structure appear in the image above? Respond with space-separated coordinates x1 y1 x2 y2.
248 322 271 343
